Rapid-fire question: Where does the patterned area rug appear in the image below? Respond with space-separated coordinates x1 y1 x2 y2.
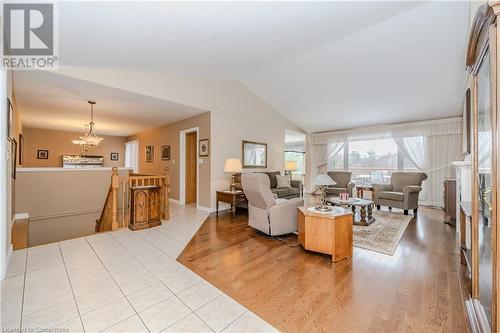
353 210 412 255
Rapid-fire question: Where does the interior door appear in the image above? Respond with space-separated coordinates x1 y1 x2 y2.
185 132 197 204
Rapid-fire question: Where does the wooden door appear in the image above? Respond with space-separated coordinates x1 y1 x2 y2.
185 132 197 204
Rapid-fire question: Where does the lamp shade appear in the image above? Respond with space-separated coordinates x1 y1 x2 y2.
285 161 298 171
224 159 242 173
314 174 336 186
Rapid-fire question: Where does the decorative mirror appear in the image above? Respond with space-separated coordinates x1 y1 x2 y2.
242 141 267 168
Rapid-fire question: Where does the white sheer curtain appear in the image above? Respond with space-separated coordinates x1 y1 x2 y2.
309 142 344 191
393 134 462 207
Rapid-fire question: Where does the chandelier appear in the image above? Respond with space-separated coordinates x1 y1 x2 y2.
72 100 104 150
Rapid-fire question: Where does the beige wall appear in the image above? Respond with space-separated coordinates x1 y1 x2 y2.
15 169 130 246
211 112 288 209
22 127 126 167
127 112 211 208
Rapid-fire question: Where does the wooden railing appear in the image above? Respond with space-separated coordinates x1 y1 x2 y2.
96 167 170 232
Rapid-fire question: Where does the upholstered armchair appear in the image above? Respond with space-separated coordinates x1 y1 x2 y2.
326 171 355 197
373 172 428 216
241 173 304 236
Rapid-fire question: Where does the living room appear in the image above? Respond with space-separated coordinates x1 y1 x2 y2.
0 1 497 332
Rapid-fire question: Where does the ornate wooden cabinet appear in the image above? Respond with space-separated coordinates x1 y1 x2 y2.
463 3 500 331
129 185 162 231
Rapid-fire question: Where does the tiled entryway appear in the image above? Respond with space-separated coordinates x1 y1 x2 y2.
1 204 278 333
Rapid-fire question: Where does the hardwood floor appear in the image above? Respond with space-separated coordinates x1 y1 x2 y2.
178 205 469 333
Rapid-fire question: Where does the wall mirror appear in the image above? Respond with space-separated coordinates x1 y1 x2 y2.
242 141 267 168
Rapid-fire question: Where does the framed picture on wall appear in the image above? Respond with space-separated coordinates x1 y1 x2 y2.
7 98 13 140
145 145 154 162
199 139 209 157
110 152 119 161
242 140 267 168
18 133 23 165
37 150 49 159
11 139 17 179
161 145 171 160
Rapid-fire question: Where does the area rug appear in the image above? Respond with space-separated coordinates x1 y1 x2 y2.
353 211 412 255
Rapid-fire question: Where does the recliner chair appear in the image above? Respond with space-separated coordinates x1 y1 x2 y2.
373 172 428 216
241 173 304 236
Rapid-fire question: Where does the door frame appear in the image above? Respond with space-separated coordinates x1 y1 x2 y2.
179 127 199 206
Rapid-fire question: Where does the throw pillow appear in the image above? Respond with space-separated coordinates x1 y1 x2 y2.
276 175 291 188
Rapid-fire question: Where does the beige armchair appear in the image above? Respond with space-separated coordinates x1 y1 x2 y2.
241 173 304 236
373 172 428 216
326 171 355 197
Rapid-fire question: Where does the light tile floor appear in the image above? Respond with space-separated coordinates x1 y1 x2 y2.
1 204 279 333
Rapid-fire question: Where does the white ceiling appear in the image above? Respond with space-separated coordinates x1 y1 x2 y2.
17 1 470 134
14 71 206 136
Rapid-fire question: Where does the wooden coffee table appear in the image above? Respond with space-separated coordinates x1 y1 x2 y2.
327 197 375 226
297 206 353 262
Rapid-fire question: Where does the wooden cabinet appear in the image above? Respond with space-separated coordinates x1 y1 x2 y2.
129 186 162 231
297 206 353 262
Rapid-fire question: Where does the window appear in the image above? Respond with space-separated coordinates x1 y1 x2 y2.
348 139 398 184
326 138 420 184
285 151 305 179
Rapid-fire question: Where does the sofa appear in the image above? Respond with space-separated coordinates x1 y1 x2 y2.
234 171 302 199
241 173 304 236
325 171 355 197
373 172 428 216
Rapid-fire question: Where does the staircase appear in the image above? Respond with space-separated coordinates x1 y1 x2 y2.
96 167 170 232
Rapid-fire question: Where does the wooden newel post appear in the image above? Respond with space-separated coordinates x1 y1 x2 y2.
111 167 120 230
163 167 170 220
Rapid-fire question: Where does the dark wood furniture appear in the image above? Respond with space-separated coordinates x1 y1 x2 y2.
326 197 375 226
443 179 456 225
129 185 162 231
356 184 374 200
297 206 353 262
216 190 247 217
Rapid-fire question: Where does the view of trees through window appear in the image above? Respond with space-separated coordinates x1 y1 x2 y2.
327 138 418 184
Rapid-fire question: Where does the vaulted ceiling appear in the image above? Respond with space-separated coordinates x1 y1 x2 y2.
15 1 471 134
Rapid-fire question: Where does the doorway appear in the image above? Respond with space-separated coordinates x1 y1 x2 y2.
185 132 197 204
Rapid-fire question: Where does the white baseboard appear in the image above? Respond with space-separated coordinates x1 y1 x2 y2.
196 205 211 213
14 213 29 220
169 198 182 205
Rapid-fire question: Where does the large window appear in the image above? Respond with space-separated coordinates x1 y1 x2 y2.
285 151 305 179
327 138 421 184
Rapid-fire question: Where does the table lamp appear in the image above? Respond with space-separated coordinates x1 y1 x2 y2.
224 158 242 191
314 174 336 211
285 161 297 177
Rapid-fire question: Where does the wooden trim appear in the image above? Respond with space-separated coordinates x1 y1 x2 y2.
467 4 495 69
472 73 479 299
241 140 268 169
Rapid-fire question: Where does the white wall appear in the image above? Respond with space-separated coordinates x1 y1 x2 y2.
1 70 12 279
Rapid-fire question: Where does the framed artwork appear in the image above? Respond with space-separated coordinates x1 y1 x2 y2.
199 139 209 157
145 145 154 162
37 150 49 160
11 139 17 179
7 98 13 140
161 145 171 160
463 88 472 155
18 133 23 165
110 152 119 161
242 140 267 168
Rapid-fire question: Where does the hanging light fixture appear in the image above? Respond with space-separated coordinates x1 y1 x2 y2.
73 100 104 149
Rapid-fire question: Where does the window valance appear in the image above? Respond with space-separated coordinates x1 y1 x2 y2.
308 117 463 145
